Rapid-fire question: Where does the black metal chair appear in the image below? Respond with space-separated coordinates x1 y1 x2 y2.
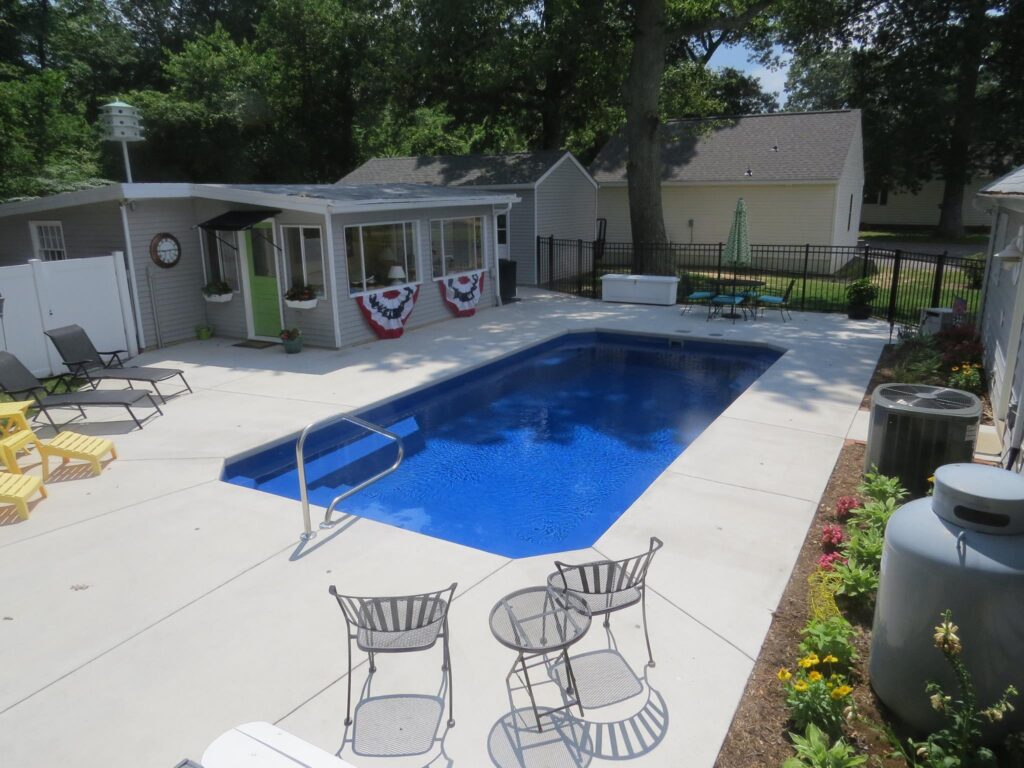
0 351 160 430
547 537 663 668
44 325 192 403
756 279 796 321
329 583 457 729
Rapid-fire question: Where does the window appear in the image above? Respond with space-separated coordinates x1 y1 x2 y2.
344 221 417 294
862 187 888 206
282 225 326 295
496 213 508 246
431 217 484 278
30 221 66 261
202 229 240 291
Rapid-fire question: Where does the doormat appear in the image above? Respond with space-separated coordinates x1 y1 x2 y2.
232 340 276 349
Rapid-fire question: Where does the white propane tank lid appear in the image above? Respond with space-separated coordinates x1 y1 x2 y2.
932 463 1024 535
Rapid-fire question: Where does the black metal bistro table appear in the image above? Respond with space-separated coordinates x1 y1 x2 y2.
490 586 592 732
712 277 766 320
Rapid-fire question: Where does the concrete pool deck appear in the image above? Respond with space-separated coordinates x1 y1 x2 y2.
0 290 888 768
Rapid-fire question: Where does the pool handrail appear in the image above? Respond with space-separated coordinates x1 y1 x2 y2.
295 413 405 541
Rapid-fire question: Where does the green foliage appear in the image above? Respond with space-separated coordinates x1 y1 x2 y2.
842 526 884 572
798 617 859 672
202 280 231 296
847 497 898 533
781 661 855 739
844 279 878 306
857 470 908 504
906 611 1019 768
948 364 984 395
783 724 866 768
832 559 879 604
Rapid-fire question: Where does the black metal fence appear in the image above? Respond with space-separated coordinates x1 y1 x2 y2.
536 236 984 326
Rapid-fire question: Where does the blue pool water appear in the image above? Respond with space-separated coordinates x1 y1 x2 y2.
223 332 780 557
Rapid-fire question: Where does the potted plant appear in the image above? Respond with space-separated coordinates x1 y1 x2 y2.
284 285 319 310
845 279 878 320
202 280 233 303
195 324 214 341
280 327 303 353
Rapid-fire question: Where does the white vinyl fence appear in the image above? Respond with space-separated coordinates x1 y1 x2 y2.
0 254 138 378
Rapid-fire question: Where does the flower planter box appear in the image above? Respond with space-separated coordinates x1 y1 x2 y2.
600 274 679 306
203 292 233 304
284 298 319 310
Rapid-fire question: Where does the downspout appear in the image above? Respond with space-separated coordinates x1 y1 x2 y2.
119 201 147 349
324 209 343 348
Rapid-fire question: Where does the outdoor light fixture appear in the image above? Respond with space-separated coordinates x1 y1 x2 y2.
994 227 1024 266
387 265 407 284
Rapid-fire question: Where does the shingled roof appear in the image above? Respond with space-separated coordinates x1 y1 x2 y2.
340 150 572 187
589 110 861 185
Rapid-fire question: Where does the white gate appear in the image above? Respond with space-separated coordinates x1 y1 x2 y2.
0 254 137 378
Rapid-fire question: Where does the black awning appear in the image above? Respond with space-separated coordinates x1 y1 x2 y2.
198 209 281 231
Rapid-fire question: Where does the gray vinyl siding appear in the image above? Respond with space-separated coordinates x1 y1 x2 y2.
536 159 597 245
507 189 536 285
275 211 337 348
125 198 210 348
981 206 1024 422
0 202 124 265
331 204 496 349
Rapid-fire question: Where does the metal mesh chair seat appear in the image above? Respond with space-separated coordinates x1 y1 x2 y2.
330 584 457 728
546 568 642 615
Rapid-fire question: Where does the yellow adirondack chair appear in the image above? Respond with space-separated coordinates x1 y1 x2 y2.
0 472 46 520
0 429 116 480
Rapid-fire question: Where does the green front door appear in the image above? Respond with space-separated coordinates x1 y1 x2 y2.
245 223 281 337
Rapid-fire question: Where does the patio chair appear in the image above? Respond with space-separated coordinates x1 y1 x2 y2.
44 325 192 404
547 537 663 668
1 427 116 480
0 470 46 520
0 351 161 430
329 582 457 729
680 287 714 314
756 279 796 321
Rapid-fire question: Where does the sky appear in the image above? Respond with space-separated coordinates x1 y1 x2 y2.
711 44 792 104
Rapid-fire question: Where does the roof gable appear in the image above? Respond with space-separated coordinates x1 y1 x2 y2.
340 151 574 187
589 110 861 185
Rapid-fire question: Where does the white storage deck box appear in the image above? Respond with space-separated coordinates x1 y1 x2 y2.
600 274 679 306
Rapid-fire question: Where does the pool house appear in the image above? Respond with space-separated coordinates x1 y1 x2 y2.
0 183 519 355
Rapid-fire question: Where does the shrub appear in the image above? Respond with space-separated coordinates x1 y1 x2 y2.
783 724 866 768
857 470 908 504
279 327 302 341
907 610 1019 768
935 324 984 369
843 526 885 572
832 560 879 604
798 616 859 671
845 279 878 306
779 654 855 738
821 524 845 551
285 285 317 301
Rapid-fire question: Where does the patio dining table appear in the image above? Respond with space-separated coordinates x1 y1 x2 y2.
711 278 766 320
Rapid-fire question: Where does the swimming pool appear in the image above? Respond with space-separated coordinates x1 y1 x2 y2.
223 331 780 557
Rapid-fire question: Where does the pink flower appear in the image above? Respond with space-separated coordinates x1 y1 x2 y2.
835 496 860 521
817 552 847 571
821 524 845 550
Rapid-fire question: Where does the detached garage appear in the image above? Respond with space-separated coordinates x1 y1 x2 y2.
590 110 864 248
341 151 598 285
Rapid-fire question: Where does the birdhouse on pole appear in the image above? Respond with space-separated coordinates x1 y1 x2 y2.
99 101 144 183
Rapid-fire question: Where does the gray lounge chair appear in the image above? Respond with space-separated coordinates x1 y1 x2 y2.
44 325 192 404
0 351 161 430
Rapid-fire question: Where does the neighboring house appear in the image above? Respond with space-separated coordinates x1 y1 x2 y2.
977 167 1024 469
341 151 598 285
590 110 865 250
0 182 516 352
862 178 993 229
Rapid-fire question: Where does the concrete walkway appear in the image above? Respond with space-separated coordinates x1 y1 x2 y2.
0 291 887 768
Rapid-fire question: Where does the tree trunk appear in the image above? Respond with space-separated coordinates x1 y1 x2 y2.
936 0 987 240
623 0 668 265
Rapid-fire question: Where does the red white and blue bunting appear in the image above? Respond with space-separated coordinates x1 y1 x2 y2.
439 270 486 317
355 286 420 339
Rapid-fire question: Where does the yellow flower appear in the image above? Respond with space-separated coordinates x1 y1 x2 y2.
808 671 823 682
822 654 839 664
777 668 792 681
928 475 935 484
831 685 853 699
934 618 962 655
952 366 960 372
794 681 809 692
798 653 820 668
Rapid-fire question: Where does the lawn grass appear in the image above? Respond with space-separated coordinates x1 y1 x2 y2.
0 376 78 403
859 228 989 245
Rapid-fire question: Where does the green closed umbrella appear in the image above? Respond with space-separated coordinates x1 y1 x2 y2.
722 197 751 271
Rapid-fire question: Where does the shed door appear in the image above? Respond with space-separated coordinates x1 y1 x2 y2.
496 213 509 260
245 223 282 338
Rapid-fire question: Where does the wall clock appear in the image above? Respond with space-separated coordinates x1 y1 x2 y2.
150 232 181 268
